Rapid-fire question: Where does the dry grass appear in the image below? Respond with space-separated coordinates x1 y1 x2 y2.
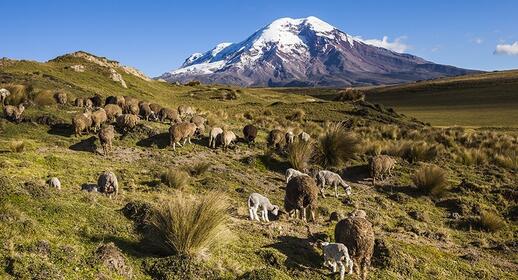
315 123 359 168
150 192 229 257
287 109 305 122
287 140 314 171
9 141 25 153
186 162 211 177
479 211 506 232
412 164 449 197
161 169 190 189
335 88 365 102
3 84 28 105
33 90 56 106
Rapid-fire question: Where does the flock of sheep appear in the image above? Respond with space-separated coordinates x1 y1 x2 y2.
0 88 398 280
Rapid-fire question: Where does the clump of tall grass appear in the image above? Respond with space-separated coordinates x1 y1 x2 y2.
287 109 305 122
412 164 449 197
3 84 28 105
161 169 190 189
479 211 505 232
150 192 229 256
9 141 25 153
314 123 359 168
287 140 314 171
493 153 518 170
334 88 365 102
186 162 211 177
33 90 56 106
455 148 488 166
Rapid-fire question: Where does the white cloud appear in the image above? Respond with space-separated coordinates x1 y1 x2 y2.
360 36 410 53
494 42 518 55
473 38 483 44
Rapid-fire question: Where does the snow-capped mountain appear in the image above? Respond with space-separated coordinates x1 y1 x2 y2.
159 16 476 87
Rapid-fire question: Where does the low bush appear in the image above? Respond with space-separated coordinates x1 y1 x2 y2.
412 164 449 197
33 90 56 106
287 109 305 122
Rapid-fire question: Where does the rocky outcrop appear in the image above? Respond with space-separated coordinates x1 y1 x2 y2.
110 68 127 88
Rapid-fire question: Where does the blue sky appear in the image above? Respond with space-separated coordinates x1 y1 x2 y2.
1 0 518 76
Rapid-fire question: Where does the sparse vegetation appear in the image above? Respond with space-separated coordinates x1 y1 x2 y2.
186 162 211 177
412 164 449 197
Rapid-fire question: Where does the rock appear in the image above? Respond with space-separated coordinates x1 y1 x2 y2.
69 64 85 72
329 211 344 221
109 68 127 88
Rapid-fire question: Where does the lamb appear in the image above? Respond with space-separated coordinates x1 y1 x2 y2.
98 125 115 156
247 193 279 222
285 131 295 145
349 209 367 219
316 170 352 198
54 91 67 105
285 168 308 184
84 98 94 109
209 127 223 148
169 122 197 150
267 129 285 149
116 114 139 133
72 111 93 136
0 88 10 105
74 98 84 107
97 171 119 197
3 104 25 123
139 102 157 121
159 107 181 123
243 124 258 146
284 175 319 222
91 108 108 132
104 104 123 122
321 242 354 280
299 131 311 142
46 177 61 190
370 155 397 186
149 103 162 114
221 130 237 150
335 216 375 280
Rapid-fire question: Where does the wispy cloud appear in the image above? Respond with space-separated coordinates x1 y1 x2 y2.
494 42 518 55
360 36 410 53
472 37 483 44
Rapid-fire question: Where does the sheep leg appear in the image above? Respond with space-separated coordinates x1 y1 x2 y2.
254 209 261 222
301 207 307 222
334 183 339 198
310 208 316 222
248 207 254 220
347 259 354 275
187 137 192 144
320 185 326 198
331 261 337 272
338 261 345 280
263 205 270 222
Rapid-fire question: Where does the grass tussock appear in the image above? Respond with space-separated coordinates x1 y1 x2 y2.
33 90 56 106
412 164 448 197
186 162 211 177
9 141 25 153
287 109 305 122
161 169 190 189
479 211 506 232
3 84 28 105
287 140 314 171
315 123 359 168
150 192 229 257
335 88 365 102
455 148 488 166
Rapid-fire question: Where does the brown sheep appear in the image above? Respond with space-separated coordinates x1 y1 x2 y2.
149 103 162 114
370 155 397 186
159 107 181 123
54 91 67 105
104 104 123 122
115 96 125 107
3 104 25 123
139 102 157 121
90 94 103 107
72 111 92 137
98 125 115 156
190 115 206 135
116 114 139 133
85 98 94 109
178 105 195 118
243 124 257 147
169 122 197 151
334 216 375 280
91 108 108 132
74 98 84 107
284 175 319 222
123 96 139 115
267 129 285 149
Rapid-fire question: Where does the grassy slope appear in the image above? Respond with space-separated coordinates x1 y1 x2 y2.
0 57 517 279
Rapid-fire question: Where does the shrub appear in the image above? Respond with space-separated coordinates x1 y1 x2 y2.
161 169 190 189
10 141 25 153
287 109 305 122
3 84 28 105
150 192 229 256
412 164 449 197
479 211 505 232
314 123 359 168
33 90 56 106
287 140 314 171
186 162 211 177
184 80 201 86
335 88 365 102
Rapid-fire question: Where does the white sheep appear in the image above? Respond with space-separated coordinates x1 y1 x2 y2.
299 131 310 142
285 131 295 145
321 242 354 280
209 127 223 148
46 177 61 190
0 88 10 105
316 170 351 198
247 193 279 222
222 130 236 150
285 168 308 184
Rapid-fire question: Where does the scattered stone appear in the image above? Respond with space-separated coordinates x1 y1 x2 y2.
109 68 127 88
69 64 85 72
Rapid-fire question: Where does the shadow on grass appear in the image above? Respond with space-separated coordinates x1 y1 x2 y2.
136 132 170 149
69 136 97 153
342 164 370 183
267 235 321 270
47 123 74 137
258 153 290 175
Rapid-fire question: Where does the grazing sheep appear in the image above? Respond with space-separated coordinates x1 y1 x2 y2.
299 131 311 142
105 95 117 105
116 114 139 133
115 96 125 107
123 96 139 115
84 98 94 109
209 127 223 148
3 104 25 123
284 175 319 222
139 102 157 121
97 171 119 197
98 125 115 156
222 130 237 150
370 155 397 186
349 209 367 219
190 115 206 135
169 122 197 151
149 103 162 114
91 108 108 132
285 168 308 184
335 216 375 280
285 131 295 145
74 98 84 107
0 88 10 105
72 111 92 136
243 124 258 146
178 105 195 118
46 177 61 190
159 107 181 123
54 91 67 105
321 242 354 280
316 170 352 198
247 193 279 222
104 104 123 122
90 94 103 108
267 129 285 149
